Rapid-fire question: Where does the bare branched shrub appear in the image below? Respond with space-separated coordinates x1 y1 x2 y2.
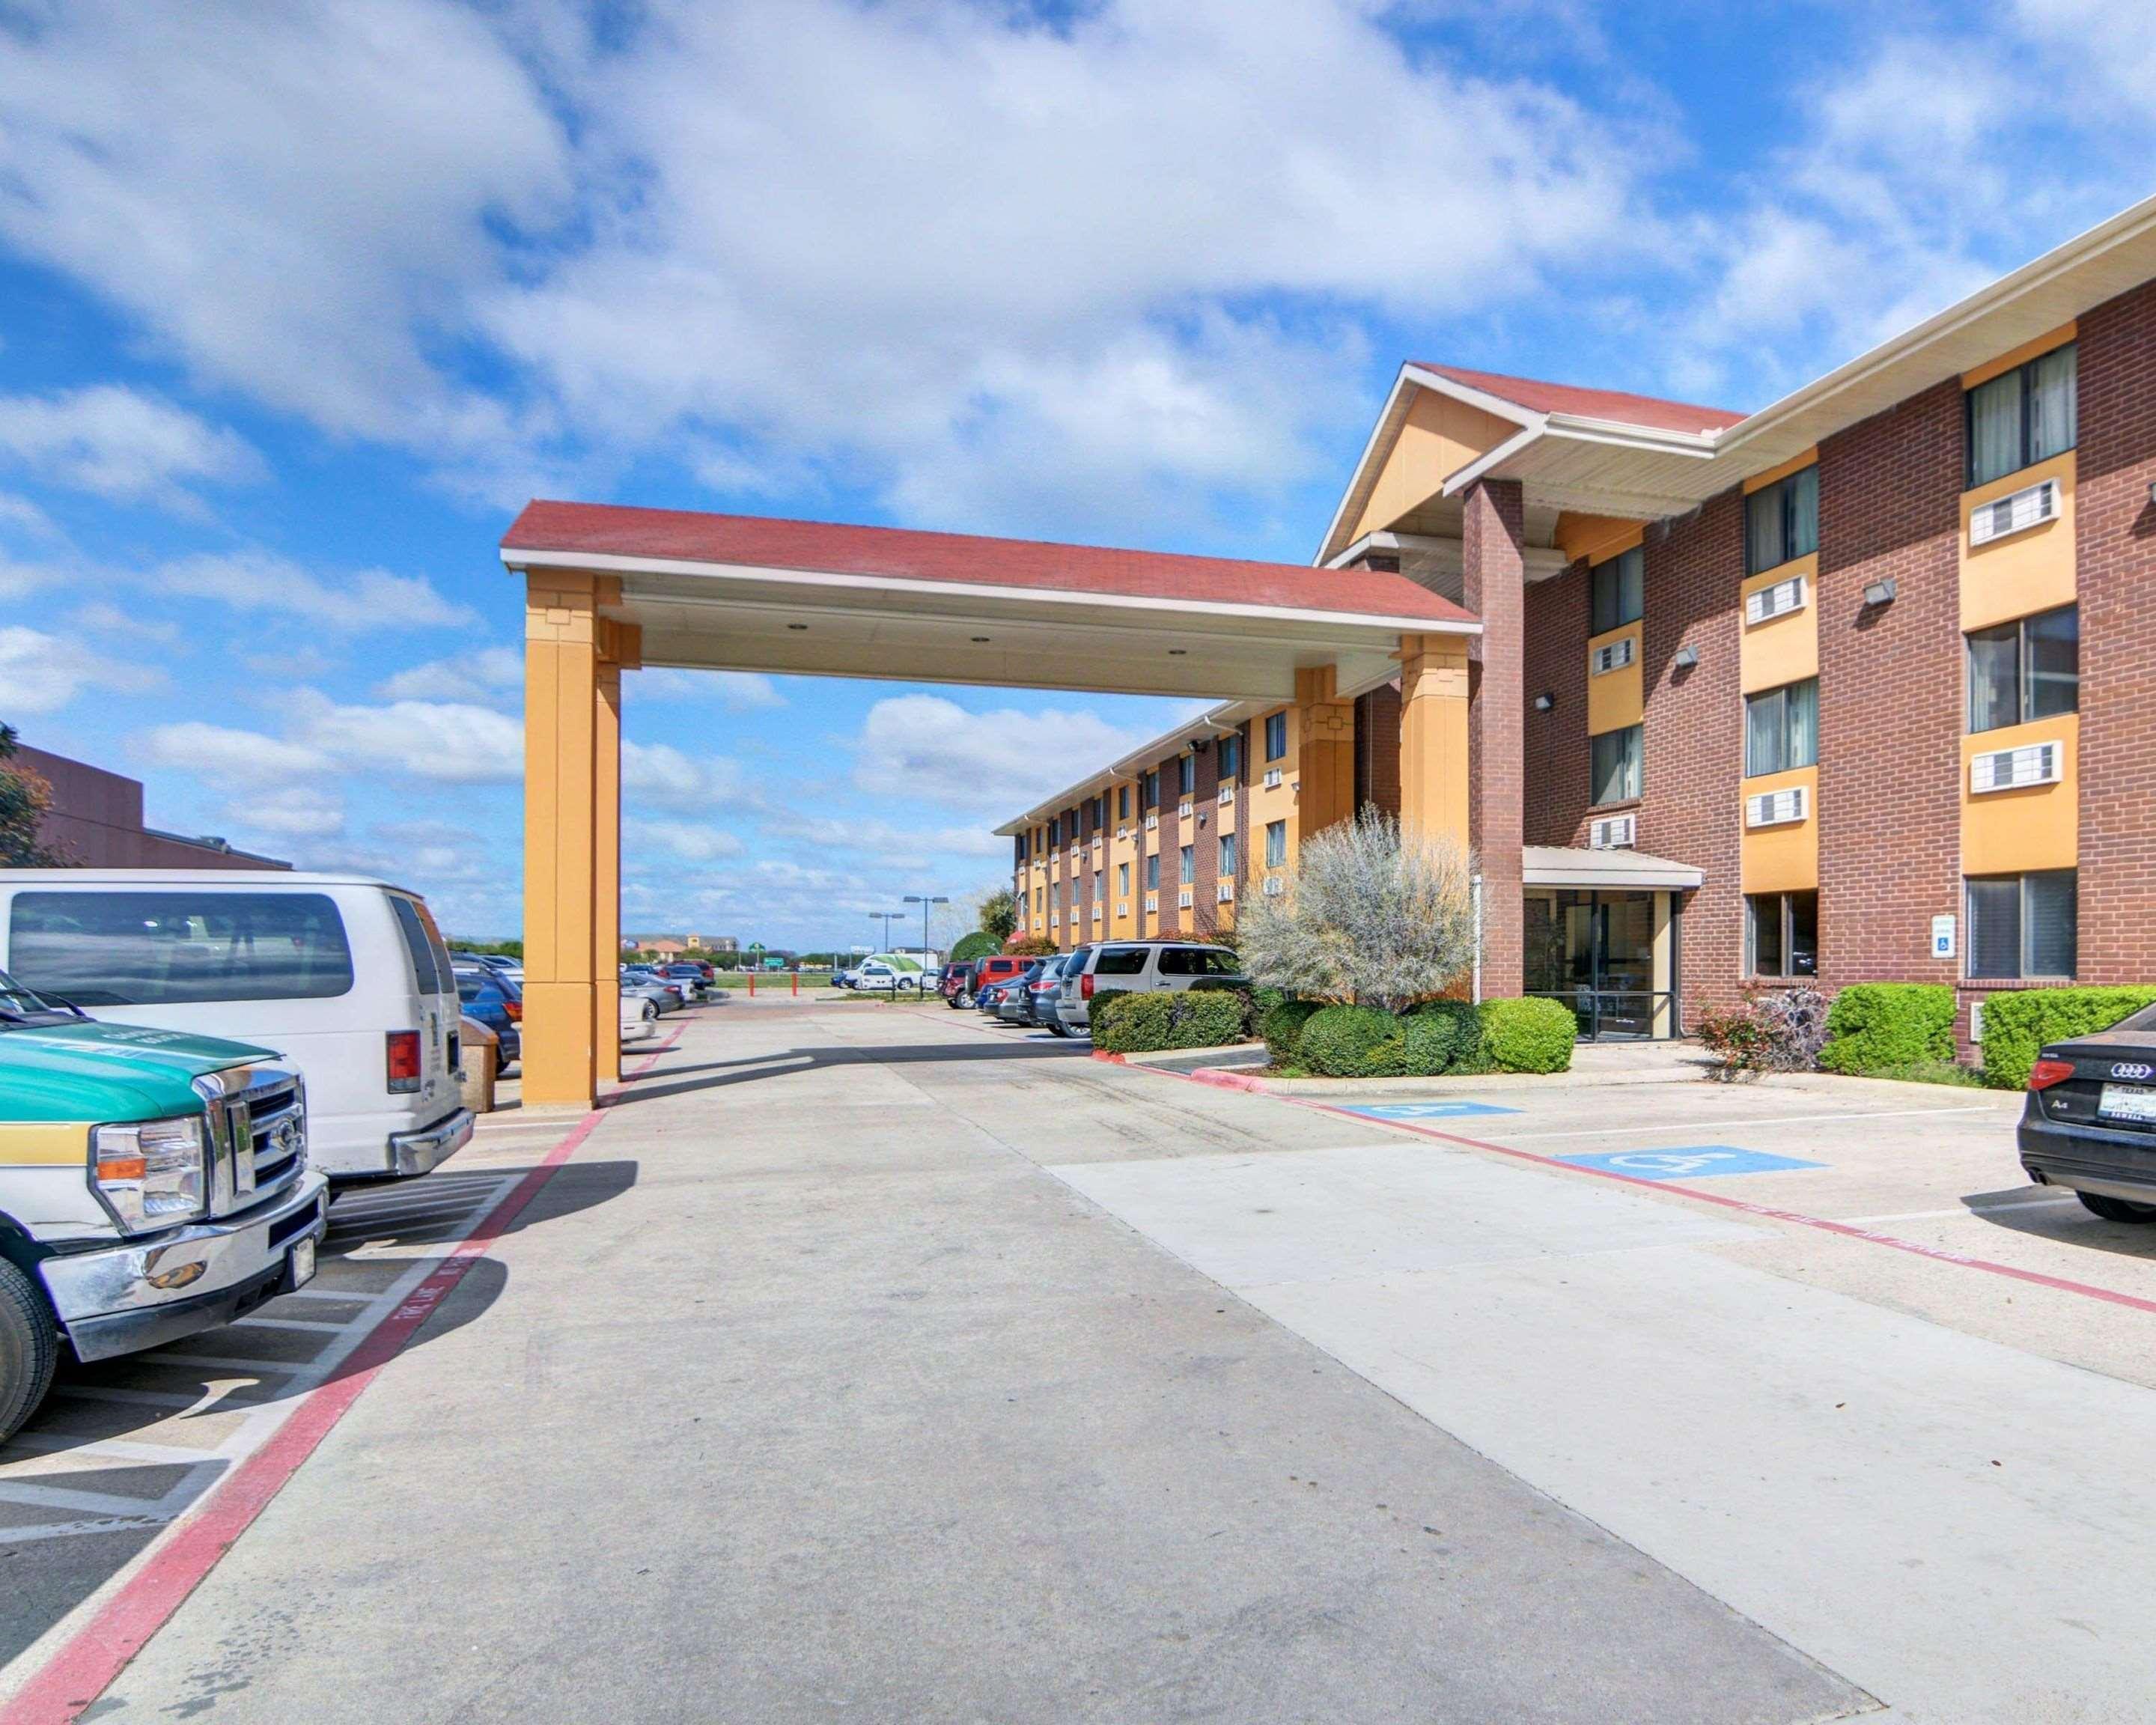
1234 808 1476 1011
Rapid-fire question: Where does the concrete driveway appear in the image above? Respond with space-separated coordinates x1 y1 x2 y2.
8 997 2153 1722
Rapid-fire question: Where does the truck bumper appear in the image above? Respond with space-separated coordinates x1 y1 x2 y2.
385 1108 474 1178
41 1172 330 1363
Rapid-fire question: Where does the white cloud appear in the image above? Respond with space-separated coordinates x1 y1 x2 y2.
138 720 329 779
0 624 162 714
71 600 181 645
622 740 743 809
0 493 58 538
851 693 1162 815
628 819 745 862
235 783 345 838
632 667 785 711
287 692 523 785
376 645 523 704
156 550 478 633
0 384 261 508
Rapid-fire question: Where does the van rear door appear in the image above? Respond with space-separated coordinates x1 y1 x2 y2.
388 894 459 1120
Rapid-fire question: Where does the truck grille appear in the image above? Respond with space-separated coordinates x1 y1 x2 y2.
197 1066 308 1217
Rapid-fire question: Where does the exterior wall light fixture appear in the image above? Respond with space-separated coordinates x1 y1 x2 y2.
1532 692 1555 711
1863 578 1898 606
1672 645 1699 670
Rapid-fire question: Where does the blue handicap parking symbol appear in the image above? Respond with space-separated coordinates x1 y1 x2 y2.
1339 1101 1522 1121
1556 1146 1824 1180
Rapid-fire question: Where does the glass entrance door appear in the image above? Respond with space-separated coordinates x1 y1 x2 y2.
1524 889 1675 1040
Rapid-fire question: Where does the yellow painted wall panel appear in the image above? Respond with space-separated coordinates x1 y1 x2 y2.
1741 449 1819 496
1740 765 1819 894
1960 451 2076 633
1739 554 1819 695
1963 322 2076 389
1586 623 1644 737
1961 714 2078 874
1352 392 1516 541
1554 515 1643 568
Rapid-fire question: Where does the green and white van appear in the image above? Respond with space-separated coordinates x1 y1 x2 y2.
0 969 327 1441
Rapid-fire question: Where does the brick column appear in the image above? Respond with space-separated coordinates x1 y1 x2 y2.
1463 479 1526 998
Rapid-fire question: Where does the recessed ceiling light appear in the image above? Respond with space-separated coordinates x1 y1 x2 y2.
971 636 990 643
1168 649 1187 656
786 623 808 631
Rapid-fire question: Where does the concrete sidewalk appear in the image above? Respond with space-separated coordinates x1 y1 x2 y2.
73 1004 1865 1724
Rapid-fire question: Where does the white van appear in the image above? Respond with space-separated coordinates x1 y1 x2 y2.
0 871 472 1183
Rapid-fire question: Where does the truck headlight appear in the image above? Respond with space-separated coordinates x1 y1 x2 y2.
91 1117 208 1232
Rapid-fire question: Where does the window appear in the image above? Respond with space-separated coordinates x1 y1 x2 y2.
1264 711 1288 761
1968 869 2077 979
1744 678 1818 777
1744 466 1819 575
1159 946 1242 976
1142 770 1159 809
1118 785 1130 820
1265 819 1287 868
8 891 355 1006
1118 862 1130 895
1747 891 1818 979
1590 725 1642 805
1218 833 1237 875
1093 870 1103 904
1178 845 1195 884
1145 854 1160 890
1967 341 2077 487
1967 604 2077 733
1093 945 1148 976
1178 755 1196 796
389 894 455 996
1047 816 1059 846
1218 734 1240 780
1590 546 1643 636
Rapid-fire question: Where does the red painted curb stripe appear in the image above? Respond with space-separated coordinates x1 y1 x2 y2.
2 1027 683 1724
1115 1058 2156 1320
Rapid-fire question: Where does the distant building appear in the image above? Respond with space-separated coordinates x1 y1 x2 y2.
21 742 289 871
623 933 737 958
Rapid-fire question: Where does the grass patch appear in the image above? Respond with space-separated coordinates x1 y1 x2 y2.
1836 1058 1987 1088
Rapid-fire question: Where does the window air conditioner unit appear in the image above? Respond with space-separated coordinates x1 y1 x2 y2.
1217 784 1235 804
1144 892 1159 913
1049 910 1059 927
1589 813 1636 850
1115 825 1127 840
1745 574 1807 625
1178 888 1194 909
1969 478 2061 547
1216 880 1234 903
1262 874 1286 897
1177 799 1194 819
1746 785 1809 827
1116 901 1130 918
1263 767 1283 790
1590 636 1636 676
1145 812 1159 830
1970 740 2062 794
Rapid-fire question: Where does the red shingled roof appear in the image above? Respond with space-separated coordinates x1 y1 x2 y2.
1415 362 1744 435
503 501 1476 626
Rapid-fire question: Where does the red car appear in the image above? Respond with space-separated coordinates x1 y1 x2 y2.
963 955 1035 1008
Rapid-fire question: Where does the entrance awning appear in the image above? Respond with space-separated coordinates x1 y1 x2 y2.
1523 845 1703 892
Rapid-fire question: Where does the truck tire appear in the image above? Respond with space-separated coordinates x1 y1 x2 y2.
0 1257 58 1443
2077 1190 2156 1223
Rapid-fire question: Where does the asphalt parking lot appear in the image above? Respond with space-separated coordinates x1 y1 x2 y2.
7 998 2156 1723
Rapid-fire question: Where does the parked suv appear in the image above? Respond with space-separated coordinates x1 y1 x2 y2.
0 871 470 1184
0 969 329 1440
967 955 1034 1007
1056 940 1246 1035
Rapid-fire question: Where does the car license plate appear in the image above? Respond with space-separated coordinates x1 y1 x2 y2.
2098 1084 2156 1125
289 1236 317 1286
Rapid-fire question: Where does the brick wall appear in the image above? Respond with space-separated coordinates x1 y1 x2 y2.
1521 568 1591 846
1192 737 1220 937
1638 495 1747 1017
1464 479 1526 994
1814 380 1965 997
1157 760 1182 937
1353 682 1403 819
2074 279 2156 984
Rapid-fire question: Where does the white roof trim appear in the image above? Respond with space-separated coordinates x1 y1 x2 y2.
1398 365 1547 431
503 544 1477 639
1523 845 1704 890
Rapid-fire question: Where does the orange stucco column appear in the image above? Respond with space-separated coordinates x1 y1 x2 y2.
591 619 638 1084
1398 633 1472 851
1294 664 1355 837
523 571 605 1107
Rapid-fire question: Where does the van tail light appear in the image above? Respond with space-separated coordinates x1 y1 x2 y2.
503 997 522 1022
386 1030 423 1094
1081 973 1094 999
2029 1057 2077 1092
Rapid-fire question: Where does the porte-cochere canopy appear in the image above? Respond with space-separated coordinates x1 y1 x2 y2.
499 501 1484 1107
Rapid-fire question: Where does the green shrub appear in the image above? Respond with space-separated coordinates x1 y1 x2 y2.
1189 977 1262 1038
1298 1004 1401 1076
1392 1011 1463 1077
1478 997 1575 1073
1261 998 1324 1065
1979 987 2156 1090
1819 984 1955 1073
1170 991 1249 1049
951 931 998 963
1409 1000 1487 1072
1092 991 1172 1053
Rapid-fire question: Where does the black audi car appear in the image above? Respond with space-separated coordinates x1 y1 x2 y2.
2018 1000 2156 1221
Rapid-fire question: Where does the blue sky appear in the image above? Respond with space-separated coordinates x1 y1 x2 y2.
1 0 2148 946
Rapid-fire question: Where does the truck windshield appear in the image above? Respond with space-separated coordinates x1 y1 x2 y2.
0 967 73 1023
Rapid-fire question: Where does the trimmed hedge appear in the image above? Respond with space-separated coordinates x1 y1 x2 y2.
1299 1004 1400 1076
1479 997 1575 1074
1261 998 1325 1065
1819 983 1955 1074
1980 986 2156 1090
1410 999 1489 1074
1091 988 1250 1054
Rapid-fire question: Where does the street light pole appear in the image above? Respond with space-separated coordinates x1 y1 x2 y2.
903 893 949 966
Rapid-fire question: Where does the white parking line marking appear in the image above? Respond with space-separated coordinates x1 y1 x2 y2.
133 1353 310 1375
0 1470 213 1518
1493 1104 2006 1143
228 1315 349 1335
0 1514 171 1544
44 1386 210 1411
